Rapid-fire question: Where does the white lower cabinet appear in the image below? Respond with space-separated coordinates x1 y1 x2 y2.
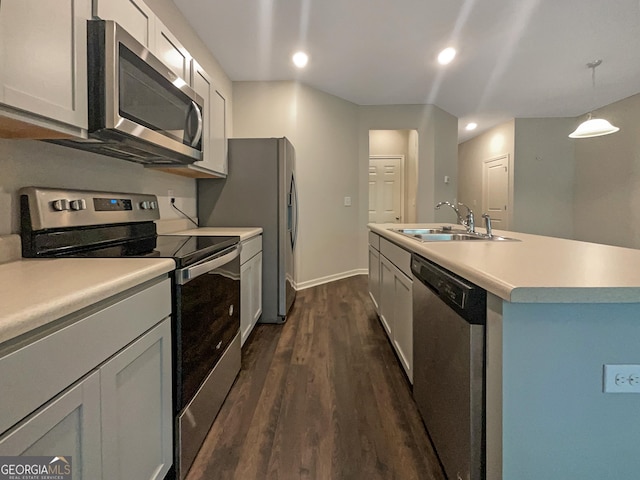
0 278 173 479
368 245 381 313
100 319 173 480
240 235 263 346
0 371 102 479
370 234 413 383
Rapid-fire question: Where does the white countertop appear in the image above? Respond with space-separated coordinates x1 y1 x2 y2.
171 227 262 241
369 223 640 303
0 258 175 345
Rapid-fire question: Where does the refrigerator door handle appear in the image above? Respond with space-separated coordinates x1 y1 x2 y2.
291 174 299 250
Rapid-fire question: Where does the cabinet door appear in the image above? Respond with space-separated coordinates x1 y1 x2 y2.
211 89 228 175
368 245 381 313
251 252 263 326
393 269 413 383
0 371 102 479
155 19 191 83
93 0 155 48
379 255 395 337
100 318 173 480
241 252 263 346
0 0 90 129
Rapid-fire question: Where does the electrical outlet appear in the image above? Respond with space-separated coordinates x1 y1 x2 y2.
603 365 640 393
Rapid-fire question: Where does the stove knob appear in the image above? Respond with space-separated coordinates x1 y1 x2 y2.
150 201 158 210
140 201 150 210
51 199 70 211
70 199 87 211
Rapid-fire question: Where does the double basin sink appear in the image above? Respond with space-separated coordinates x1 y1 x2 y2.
392 227 518 242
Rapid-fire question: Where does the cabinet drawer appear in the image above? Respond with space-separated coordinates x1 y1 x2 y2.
380 237 411 278
0 278 171 435
241 235 262 264
369 231 380 251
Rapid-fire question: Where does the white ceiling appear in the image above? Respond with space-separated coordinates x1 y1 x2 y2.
173 0 640 142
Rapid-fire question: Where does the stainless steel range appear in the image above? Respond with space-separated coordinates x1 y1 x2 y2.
19 187 241 480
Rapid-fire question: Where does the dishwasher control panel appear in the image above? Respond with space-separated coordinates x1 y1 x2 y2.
411 255 486 324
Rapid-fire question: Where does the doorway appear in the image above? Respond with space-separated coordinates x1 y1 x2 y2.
482 154 510 229
368 130 418 224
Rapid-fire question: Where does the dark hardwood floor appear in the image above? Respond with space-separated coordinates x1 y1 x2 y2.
185 275 445 480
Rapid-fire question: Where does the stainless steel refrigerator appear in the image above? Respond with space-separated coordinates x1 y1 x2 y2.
197 137 298 323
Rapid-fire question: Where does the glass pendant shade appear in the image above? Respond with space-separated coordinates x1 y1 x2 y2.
569 115 620 138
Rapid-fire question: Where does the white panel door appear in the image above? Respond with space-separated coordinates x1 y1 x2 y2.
369 156 404 223
483 155 510 229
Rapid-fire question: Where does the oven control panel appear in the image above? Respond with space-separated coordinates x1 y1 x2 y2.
20 187 160 231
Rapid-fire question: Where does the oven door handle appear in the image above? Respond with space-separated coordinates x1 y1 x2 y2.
176 245 240 285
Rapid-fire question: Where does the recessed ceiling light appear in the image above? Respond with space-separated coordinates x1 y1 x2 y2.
437 47 456 65
465 122 478 131
292 51 309 68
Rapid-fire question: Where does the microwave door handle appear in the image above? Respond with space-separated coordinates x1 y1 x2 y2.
189 101 203 148
176 246 239 285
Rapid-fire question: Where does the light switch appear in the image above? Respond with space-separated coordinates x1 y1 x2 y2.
344 196 352 207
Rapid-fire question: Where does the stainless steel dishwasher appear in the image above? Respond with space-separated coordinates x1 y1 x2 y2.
411 254 487 480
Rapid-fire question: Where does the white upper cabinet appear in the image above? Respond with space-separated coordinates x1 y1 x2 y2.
188 61 228 176
0 0 91 136
154 19 191 84
211 89 228 175
93 0 156 49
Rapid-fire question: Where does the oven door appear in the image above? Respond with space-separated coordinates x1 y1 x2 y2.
174 245 240 411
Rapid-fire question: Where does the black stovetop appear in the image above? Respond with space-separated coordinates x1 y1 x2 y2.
59 234 239 268
154 235 238 268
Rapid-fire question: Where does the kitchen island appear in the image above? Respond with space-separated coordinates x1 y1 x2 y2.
369 223 640 480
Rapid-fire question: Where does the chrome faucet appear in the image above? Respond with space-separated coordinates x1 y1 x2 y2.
435 201 476 233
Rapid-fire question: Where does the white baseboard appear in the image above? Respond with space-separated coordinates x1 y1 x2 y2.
296 269 368 291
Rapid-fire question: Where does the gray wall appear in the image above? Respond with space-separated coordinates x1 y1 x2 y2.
357 105 458 268
458 117 576 239
573 92 640 248
232 81 361 289
513 118 575 238
233 85 459 287
0 139 196 236
458 120 515 227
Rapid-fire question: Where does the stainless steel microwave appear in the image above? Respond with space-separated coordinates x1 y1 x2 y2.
53 20 204 166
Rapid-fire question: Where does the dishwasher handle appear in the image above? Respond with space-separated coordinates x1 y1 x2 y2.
411 253 486 324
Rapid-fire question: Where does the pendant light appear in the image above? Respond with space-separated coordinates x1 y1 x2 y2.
569 60 620 138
